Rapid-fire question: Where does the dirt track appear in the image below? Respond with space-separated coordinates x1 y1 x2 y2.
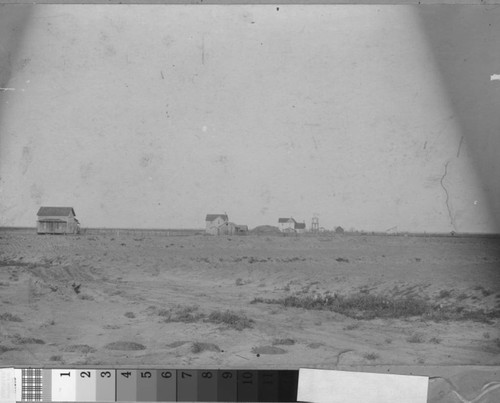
0 232 499 401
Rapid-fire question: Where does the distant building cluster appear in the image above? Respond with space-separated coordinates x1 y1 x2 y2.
34 206 311 236
277 217 306 234
204 214 306 236
205 214 248 236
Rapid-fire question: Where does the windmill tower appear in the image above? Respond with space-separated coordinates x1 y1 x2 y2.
311 216 319 233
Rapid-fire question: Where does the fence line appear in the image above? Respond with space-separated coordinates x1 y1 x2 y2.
79 228 203 237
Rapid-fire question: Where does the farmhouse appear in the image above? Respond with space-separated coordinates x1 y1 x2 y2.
36 207 80 234
205 214 229 235
278 217 297 232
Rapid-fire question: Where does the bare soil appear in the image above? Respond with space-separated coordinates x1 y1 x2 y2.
1 232 499 401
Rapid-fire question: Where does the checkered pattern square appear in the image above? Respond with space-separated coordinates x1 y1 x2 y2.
22 369 42 401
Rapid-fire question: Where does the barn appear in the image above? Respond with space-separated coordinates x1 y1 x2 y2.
36 207 80 235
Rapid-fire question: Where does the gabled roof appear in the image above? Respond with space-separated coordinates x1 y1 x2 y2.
206 214 228 222
278 217 296 223
295 222 306 229
37 207 75 217
37 218 66 222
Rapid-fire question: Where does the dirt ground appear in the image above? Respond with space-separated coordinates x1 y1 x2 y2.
0 232 499 402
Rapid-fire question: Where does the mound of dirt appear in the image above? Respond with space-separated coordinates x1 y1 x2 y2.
250 225 281 235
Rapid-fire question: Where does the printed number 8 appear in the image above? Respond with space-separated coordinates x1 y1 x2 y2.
201 372 212 378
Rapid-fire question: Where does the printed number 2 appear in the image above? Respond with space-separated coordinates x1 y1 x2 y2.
80 371 91 378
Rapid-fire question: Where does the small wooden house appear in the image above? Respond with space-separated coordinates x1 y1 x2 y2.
37 207 80 234
205 214 229 235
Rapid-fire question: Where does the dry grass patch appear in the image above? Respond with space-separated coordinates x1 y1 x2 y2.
62 344 96 353
407 333 425 343
162 305 205 323
191 342 220 354
0 313 22 322
429 337 442 344
272 338 295 346
363 352 379 361
10 334 45 345
251 293 500 323
206 310 253 331
344 322 361 330
104 341 146 351
251 346 287 355
167 341 189 348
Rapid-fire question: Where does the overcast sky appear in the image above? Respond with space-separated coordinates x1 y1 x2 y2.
0 5 498 232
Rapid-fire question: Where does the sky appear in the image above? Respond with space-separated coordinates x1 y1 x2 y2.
0 5 498 232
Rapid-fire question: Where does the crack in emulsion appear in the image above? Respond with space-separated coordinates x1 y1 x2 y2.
334 349 354 367
440 161 456 231
430 377 500 403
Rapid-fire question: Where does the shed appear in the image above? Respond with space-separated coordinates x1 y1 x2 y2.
36 207 80 234
294 222 306 234
235 225 249 235
217 221 237 236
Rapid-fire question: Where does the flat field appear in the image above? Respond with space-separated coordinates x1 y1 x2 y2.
1 232 499 401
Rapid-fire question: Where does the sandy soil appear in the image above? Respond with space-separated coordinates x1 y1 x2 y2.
0 232 499 401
